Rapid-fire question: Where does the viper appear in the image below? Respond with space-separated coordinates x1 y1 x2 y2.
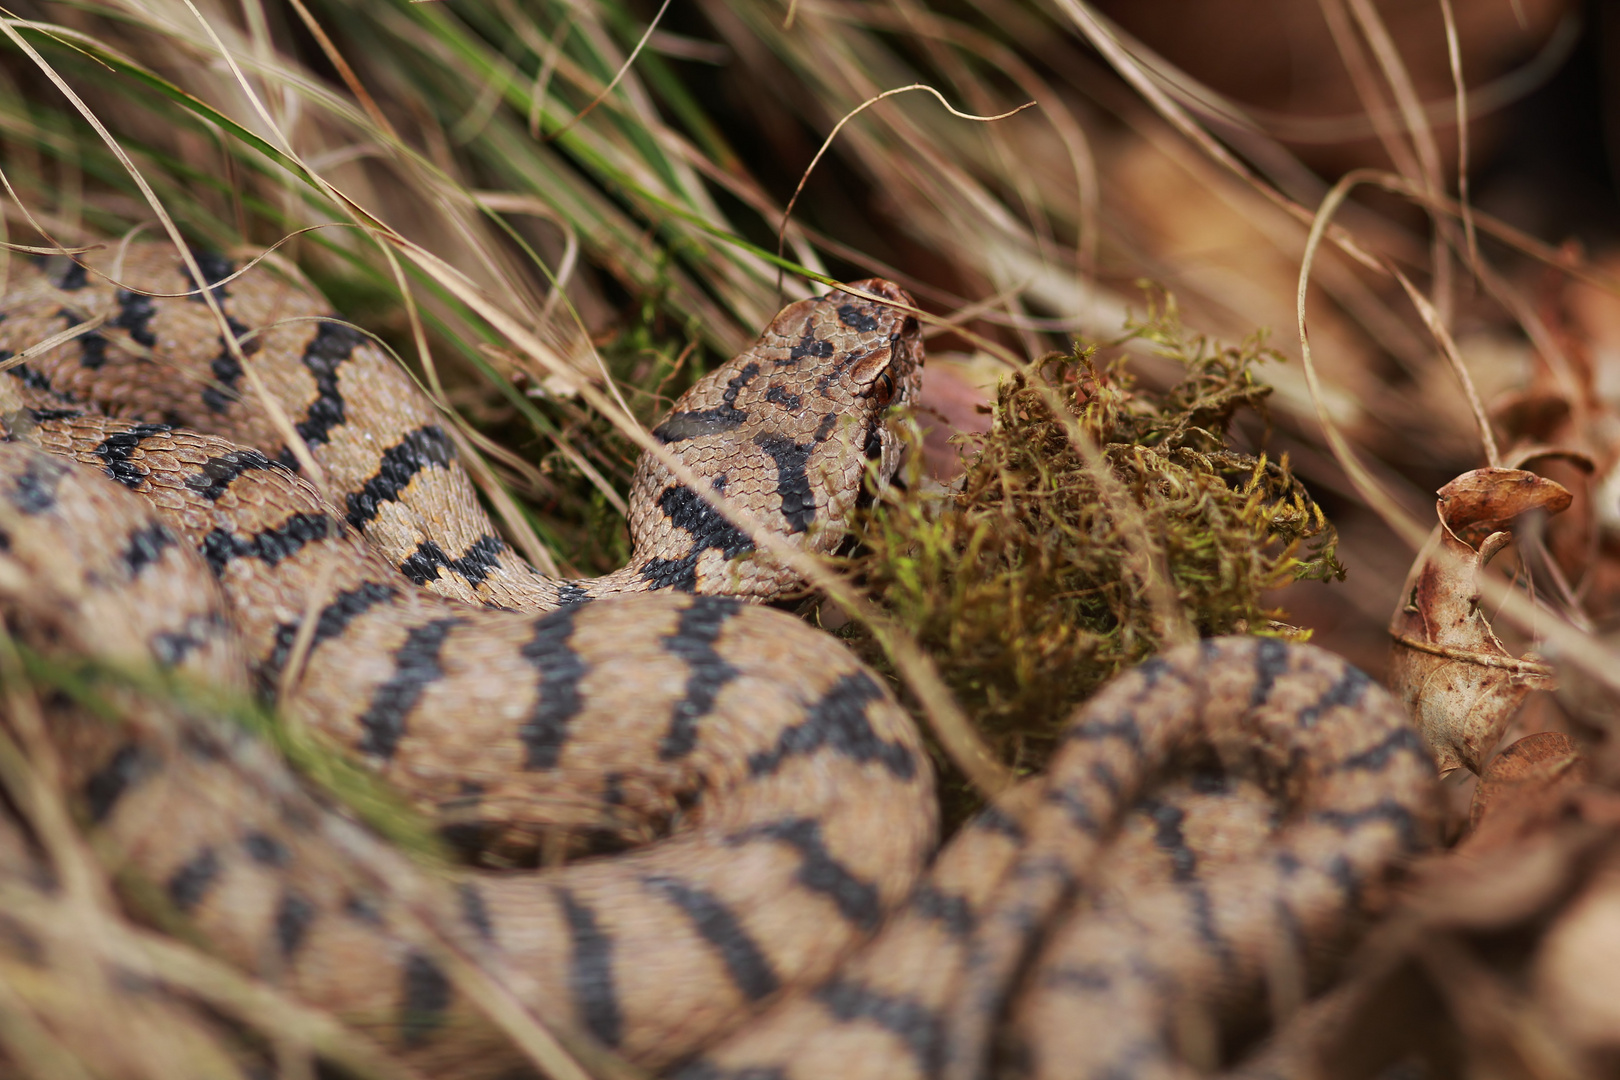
0 243 1438 1080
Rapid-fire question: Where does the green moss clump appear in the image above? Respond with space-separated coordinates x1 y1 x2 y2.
851 293 1343 773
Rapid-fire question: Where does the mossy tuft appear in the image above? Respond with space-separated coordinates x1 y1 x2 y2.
850 293 1344 774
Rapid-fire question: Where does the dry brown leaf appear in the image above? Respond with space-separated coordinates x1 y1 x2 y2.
1389 468 1565 775
1467 731 1590 847
1435 467 1573 547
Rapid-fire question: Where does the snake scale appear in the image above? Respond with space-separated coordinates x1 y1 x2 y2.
0 243 1439 1079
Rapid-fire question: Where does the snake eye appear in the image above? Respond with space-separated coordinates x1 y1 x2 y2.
902 316 918 337
871 368 895 406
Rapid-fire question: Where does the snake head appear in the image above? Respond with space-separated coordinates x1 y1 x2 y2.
628 279 925 598
836 278 923 413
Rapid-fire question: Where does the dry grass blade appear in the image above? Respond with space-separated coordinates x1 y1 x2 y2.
0 884 433 1080
1052 0 1385 275
0 306 107 371
1340 0 1451 325
1437 0 1478 269
544 0 672 143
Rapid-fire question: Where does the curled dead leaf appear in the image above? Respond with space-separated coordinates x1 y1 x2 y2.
1435 468 1573 549
1389 468 1564 776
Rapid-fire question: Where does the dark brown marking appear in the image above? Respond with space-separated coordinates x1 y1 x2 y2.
275 890 316 958
1063 712 1143 753
751 433 815 534
764 384 802 411
167 847 220 912
789 327 836 364
150 612 227 669
518 606 587 770
458 882 494 943
643 874 778 1000
242 831 290 866
52 260 88 290
816 977 941 1065
92 423 174 490
4 353 52 393
265 580 399 686
399 951 452 1046
7 455 65 515
558 888 621 1048
201 512 340 575
747 671 915 781
83 744 149 823
182 252 234 302
345 425 455 529
1311 798 1424 853
399 534 505 588
639 480 754 593
1042 785 1101 835
1249 637 1291 708
121 522 177 577
653 363 759 443
743 818 882 932
114 289 157 346
77 329 110 370
295 321 365 446
837 304 879 333
911 883 976 937
183 448 273 501
658 597 741 761
1295 666 1373 729
1338 726 1428 772
356 618 463 760
200 317 253 414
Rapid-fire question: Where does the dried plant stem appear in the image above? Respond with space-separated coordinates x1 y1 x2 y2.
1317 0 1424 181
774 83 1036 291
447 424 565 576
1298 171 1620 698
1388 267 1499 467
0 970 100 1080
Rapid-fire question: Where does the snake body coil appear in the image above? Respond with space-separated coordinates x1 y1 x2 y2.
0 245 1438 1079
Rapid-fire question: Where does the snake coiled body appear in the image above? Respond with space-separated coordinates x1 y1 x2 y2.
0 244 1438 1079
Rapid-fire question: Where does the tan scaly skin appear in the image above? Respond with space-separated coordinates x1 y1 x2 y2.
0 244 1438 1079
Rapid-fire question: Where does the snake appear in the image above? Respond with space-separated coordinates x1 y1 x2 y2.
0 242 1440 1080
